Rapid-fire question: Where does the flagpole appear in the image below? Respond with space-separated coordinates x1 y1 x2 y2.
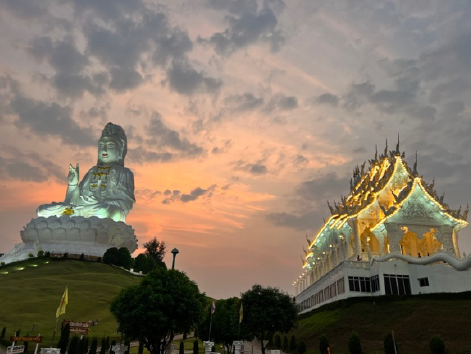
208 311 213 342
50 318 59 348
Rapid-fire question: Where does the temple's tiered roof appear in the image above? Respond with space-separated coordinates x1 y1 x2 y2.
302 138 468 266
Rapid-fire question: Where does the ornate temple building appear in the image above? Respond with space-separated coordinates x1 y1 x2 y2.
294 140 471 312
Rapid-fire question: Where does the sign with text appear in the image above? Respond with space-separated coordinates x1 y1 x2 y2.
62 321 90 335
7 345 25 354
10 336 43 343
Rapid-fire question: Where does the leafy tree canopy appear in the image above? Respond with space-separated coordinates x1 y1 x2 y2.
240 284 298 354
143 238 166 262
110 267 205 354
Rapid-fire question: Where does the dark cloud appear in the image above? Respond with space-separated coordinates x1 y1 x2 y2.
311 93 339 107
201 0 285 55
223 93 264 112
352 146 366 154
165 60 222 96
0 77 95 146
0 146 64 183
294 154 308 166
296 172 348 203
265 211 317 231
233 160 268 175
135 188 161 201
162 185 216 204
0 0 50 21
147 112 204 156
265 94 298 112
127 147 174 164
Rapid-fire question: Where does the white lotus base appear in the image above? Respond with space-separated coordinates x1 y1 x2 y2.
0 215 138 265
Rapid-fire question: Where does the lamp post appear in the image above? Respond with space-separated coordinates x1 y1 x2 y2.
171 248 179 270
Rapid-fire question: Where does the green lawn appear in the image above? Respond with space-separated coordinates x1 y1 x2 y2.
0 258 142 346
290 293 471 354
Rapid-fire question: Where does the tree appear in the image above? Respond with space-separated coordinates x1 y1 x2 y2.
296 341 306 354
319 335 329 354
283 336 289 352
192 340 199 354
383 331 396 354
69 336 80 354
240 285 298 354
179 341 184 354
118 247 133 269
99 338 106 354
198 298 250 354
289 336 296 353
274 335 281 349
103 248 120 265
57 323 71 354
143 237 166 262
89 338 98 354
133 254 157 274
430 335 445 354
138 341 144 354
348 332 362 354
110 267 206 354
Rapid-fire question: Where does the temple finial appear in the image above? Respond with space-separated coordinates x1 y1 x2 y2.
375 144 378 161
413 151 418 175
384 139 388 157
396 133 400 153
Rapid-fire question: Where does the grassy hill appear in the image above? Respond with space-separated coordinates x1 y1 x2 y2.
0 258 142 345
292 293 471 354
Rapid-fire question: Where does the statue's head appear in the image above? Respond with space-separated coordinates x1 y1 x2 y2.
97 123 127 166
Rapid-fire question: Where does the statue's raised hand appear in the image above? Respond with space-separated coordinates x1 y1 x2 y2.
68 163 79 186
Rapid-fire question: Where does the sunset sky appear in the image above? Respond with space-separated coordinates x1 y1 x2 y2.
1 0 471 299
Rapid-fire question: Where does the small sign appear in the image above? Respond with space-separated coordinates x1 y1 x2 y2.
62 321 90 335
10 336 43 343
8 345 25 354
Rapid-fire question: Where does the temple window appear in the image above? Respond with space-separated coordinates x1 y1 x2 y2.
384 274 411 295
418 277 430 287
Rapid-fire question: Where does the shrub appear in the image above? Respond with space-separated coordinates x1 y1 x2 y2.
69 336 80 354
0 262 5 267
45 251 51 257
80 253 85 261
57 323 70 354
99 338 106 354
97 257 102 263
429 335 445 354
193 340 199 354
28 253 34 258
63 253 69 259
179 341 184 354
110 340 116 354
296 341 306 354
1 327 6 339
275 334 281 349
37 250 44 257
319 335 329 354
103 248 119 265
89 338 98 354
290 336 297 353
384 331 397 354
138 341 144 354
348 332 362 354
283 336 289 352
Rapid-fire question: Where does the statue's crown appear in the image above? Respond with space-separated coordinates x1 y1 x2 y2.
100 122 127 165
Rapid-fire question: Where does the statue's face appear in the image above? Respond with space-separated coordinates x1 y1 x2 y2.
98 137 120 165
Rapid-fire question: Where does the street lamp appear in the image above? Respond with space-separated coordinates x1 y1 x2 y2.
171 248 179 270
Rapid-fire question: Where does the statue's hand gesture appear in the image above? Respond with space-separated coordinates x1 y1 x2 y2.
68 163 79 186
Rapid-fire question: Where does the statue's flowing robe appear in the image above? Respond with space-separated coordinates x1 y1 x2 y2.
65 165 135 216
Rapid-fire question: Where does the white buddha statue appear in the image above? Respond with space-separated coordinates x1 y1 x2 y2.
37 123 135 222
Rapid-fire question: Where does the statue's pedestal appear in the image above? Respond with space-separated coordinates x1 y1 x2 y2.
0 216 137 264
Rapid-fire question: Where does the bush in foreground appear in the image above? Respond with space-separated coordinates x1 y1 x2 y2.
348 332 362 354
384 331 397 354
319 335 329 354
429 335 445 354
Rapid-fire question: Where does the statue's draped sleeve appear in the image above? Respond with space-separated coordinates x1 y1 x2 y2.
104 167 135 215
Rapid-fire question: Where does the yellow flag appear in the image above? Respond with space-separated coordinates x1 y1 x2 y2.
239 302 243 323
56 286 68 318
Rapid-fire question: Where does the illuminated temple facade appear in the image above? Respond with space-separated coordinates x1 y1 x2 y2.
294 141 471 312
